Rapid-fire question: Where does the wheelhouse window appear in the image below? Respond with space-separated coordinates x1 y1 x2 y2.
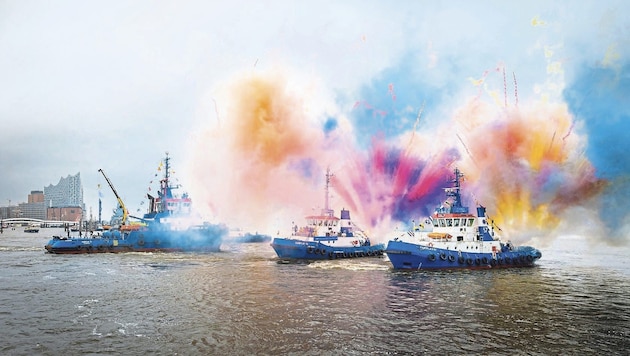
453 219 460 227
468 218 475 226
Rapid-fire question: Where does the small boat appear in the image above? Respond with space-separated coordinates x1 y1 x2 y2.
271 169 385 260
24 226 40 233
45 153 228 254
385 168 542 270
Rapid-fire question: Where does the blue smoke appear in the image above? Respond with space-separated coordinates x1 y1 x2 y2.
344 52 449 147
564 62 630 179
564 61 630 239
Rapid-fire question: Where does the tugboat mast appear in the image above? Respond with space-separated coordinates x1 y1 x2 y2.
448 168 469 214
323 168 334 217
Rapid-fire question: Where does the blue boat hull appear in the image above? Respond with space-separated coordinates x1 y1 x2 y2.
271 238 385 260
45 224 228 254
385 240 542 270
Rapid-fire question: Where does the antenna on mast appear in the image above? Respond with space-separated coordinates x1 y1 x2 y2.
503 67 507 108
323 168 334 217
513 72 519 107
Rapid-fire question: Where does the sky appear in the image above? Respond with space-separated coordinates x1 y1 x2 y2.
1 0 628 245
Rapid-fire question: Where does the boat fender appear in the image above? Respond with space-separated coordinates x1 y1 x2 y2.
526 255 533 262
428 254 436 262
458 256 465 264
481 257 489 264
343 252 348 258
314 249 320 255
378 250 384 255
350 251 356 258
475 258 481 265
490 259 497 266
97 245 104 252
440 253 447 261
307 247 314 254
466 258 473 265
328 252 334 259
504 257 511 264
497 258 503 265
138 239 145 246
367 251 374 256
360 251 365 257
448 255 455 263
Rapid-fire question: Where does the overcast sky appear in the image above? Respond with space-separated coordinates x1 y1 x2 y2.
1 1 628 241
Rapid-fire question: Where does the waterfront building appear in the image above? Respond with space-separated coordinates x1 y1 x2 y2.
44 173 84 209
46 206 83 222
14 190 47 220
28 190 44 203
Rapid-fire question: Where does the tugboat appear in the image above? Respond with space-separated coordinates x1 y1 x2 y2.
270 169 385 260
45 153 228 254
385 168 542 270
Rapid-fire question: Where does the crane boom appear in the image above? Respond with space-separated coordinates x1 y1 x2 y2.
98 169 128 225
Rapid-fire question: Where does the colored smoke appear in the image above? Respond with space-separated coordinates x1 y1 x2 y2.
186 65 626 246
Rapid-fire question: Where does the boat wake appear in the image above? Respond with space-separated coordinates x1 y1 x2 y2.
307 259 390 271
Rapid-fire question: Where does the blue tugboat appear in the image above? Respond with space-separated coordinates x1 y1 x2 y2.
271 169 385 260
385 168 542 270
45 153 228 254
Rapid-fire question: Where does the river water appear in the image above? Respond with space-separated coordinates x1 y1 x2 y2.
0 228 628 355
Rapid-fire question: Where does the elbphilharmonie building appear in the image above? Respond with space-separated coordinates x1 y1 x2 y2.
44 172 84 208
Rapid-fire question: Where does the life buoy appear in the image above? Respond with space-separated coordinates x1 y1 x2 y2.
352 240 358 245
428 242 434 247
428 254 436 261
440 253 447 261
